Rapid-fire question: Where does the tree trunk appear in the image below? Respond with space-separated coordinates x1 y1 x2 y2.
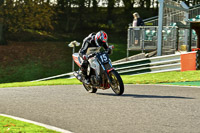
122 0 134 13
140 0 145 8
0 18 6 45
107 0 114 28
0 0 6 45
92 0 97 12
78 0 85 29
146 0 151 9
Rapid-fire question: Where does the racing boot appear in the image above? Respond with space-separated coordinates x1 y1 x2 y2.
82 75 90 85
73 70 82 81
80 66 90 85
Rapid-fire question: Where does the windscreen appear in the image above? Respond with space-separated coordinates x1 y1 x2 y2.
86 47 101 55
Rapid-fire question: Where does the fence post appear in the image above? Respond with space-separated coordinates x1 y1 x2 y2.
142 28 145 53
127 28 131 57
157 0 164 56
187 26 192 52
196 50 200 70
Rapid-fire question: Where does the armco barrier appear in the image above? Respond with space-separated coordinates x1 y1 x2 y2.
31 72 74 82
113 53 181 75
31 51 197 82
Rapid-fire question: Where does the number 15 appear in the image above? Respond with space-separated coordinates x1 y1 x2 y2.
100 54 107 62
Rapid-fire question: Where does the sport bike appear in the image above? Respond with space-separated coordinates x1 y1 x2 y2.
72 45 124 95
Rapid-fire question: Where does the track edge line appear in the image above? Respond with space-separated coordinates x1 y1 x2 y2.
0 114 73 133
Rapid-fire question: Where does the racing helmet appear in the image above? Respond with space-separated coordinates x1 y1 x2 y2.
95 31 108 47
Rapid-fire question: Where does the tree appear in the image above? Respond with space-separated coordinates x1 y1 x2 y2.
77 0 86 27
1 0 56 33
107 0 115 27
122 0 134 13
107 0 115 16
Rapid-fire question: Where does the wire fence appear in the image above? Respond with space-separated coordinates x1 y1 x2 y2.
127 26 197 56
144 4 200 26
127 2 200 56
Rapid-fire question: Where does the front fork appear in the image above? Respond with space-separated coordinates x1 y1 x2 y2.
100 61 114 85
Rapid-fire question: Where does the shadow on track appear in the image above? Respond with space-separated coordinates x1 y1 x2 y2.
96 93 194 99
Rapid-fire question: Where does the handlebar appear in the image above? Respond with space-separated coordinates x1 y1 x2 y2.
87 45 114 58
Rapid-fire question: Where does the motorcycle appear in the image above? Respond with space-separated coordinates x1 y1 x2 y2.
72 42 124 95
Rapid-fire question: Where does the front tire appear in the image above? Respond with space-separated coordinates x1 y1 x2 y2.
83 83 97 93
109 70 124 95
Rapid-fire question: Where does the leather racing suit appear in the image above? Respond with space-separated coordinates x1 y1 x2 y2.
79 33 111 80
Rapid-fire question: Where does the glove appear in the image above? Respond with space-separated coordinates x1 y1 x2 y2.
82 55 88 60
109 45 114 50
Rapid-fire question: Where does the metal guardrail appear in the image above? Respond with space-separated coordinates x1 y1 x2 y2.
31 72 74 82
113 53 181 75
31 53 185 82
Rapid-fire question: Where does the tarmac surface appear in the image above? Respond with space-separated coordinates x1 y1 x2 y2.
0 84 200 133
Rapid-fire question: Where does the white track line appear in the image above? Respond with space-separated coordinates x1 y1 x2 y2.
126 84 200 88
0 114 73 133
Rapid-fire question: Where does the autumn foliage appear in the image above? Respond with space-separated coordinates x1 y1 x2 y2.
1 0 56 32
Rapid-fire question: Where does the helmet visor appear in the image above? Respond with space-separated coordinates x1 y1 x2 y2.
97 39 106 46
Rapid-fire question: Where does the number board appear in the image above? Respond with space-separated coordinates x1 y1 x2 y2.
97 53 109 64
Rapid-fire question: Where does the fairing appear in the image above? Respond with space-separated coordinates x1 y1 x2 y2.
72 53 82 67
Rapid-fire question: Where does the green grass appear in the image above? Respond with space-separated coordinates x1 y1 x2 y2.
0 60 72 83
122 70 200 84
0 78 81 88
0 70 200 88
163 81 200 86
0 116 59 133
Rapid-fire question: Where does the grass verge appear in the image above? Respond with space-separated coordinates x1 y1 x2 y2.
0 70 200 88
0 115 59 133
162 81 200 86
122 70 200 85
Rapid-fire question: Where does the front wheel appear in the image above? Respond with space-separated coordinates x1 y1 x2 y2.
83 83 97 93
109 70 124 95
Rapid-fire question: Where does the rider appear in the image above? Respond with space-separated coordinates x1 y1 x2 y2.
79 30 112 84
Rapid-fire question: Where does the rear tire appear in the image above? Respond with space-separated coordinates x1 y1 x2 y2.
83 83 97 93
109 70 124 95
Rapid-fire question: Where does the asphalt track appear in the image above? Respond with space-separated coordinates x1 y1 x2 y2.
0 85 200 133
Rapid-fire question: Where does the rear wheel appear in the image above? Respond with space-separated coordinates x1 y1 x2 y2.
109 70 124 95
83 83 97 93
